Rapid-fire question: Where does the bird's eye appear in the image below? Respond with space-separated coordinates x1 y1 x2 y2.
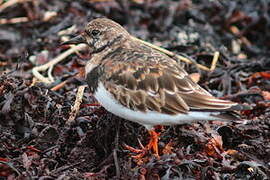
91 30 100 36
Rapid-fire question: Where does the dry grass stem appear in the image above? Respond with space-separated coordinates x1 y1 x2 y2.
210 51 220 71
0 17 28 24
66 85 86 125
32 44 87 84
50 80 68 91
131 36 219 72
0 0 32 13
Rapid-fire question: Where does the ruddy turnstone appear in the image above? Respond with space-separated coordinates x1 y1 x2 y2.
62 18 245 158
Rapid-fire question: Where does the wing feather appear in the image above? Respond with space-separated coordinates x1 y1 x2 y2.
101 52 236 115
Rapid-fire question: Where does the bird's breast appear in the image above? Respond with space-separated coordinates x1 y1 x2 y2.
85 65 103 93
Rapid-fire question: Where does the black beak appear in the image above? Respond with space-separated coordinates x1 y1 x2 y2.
61 35 86 45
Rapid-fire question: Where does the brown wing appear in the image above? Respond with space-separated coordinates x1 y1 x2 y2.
100 53 237 115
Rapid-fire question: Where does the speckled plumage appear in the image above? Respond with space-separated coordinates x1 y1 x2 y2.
63 18 240 130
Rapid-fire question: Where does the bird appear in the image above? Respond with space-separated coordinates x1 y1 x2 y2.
62 18 246 159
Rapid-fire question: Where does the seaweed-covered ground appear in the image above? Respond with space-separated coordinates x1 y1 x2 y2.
0 0 270 179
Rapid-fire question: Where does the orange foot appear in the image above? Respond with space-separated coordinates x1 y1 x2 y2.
124 129 160 161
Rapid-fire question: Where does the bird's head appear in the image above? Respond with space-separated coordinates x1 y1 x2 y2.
62 18 130 53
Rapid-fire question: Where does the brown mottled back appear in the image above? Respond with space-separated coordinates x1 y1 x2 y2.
99 42 237 115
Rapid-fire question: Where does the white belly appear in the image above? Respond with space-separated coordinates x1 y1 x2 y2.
94 82 219 130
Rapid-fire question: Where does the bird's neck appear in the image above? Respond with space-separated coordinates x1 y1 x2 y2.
85 38 129 75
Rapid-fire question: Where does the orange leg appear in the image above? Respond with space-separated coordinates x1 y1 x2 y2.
147 130 159 157
124 129 160 159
